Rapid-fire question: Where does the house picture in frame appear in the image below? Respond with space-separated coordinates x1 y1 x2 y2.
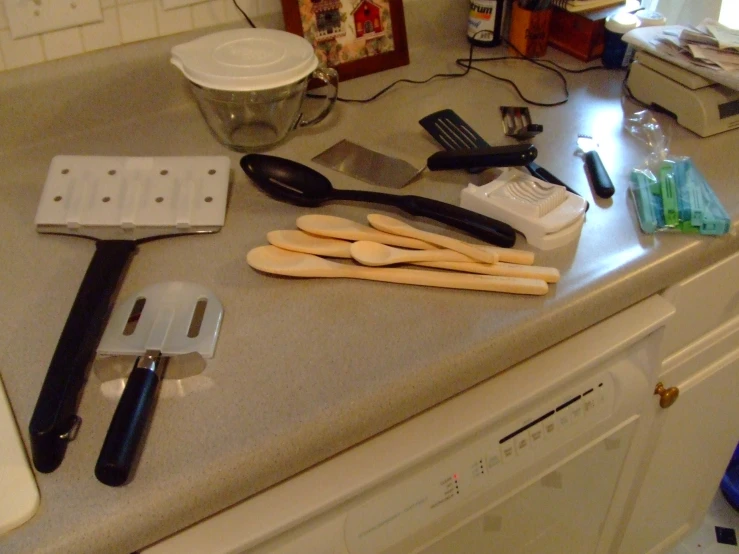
312 0 346 42
352 0 384 40
281 0 409 81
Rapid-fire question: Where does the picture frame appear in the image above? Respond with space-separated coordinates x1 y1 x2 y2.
280 0 410 82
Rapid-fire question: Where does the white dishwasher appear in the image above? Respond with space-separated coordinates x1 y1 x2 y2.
144 295 675 554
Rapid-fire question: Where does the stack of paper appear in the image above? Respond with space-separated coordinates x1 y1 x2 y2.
655 19 739 72
551 0 625 13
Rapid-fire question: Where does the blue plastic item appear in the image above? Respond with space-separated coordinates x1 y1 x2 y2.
629 158 731 236
721 442 739 512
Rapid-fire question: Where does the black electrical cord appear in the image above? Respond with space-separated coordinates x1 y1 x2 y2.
231 0 257 28
229 9 619 107
455 39 570 107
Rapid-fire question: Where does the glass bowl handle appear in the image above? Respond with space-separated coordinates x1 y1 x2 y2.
298 67 339 128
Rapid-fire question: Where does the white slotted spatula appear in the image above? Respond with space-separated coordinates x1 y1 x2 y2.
94 282 223 487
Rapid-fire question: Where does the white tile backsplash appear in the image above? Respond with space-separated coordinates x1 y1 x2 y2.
0 0 282 73
259 0 282 16
41 28 85 61
81 7 122 51
0 2 8 29
119 1 159 42
0 28 45 69
191 0 229 29
155 2 193 35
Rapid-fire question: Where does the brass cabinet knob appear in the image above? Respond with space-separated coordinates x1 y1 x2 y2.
654 382 679 408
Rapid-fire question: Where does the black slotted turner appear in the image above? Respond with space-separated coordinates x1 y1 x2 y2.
420 109 585 206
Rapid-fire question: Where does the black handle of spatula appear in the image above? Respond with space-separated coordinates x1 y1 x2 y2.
398 196 517 247
334 189 517 247
427 145 538 171
96 361 161 487
29 239 137 473
583 151 615 199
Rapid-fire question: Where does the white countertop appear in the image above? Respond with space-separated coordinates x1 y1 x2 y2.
1 3 738 553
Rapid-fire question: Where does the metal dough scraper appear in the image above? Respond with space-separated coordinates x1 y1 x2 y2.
313 139 424 189
30 155 229 474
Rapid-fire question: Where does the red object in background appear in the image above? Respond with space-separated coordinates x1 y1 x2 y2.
547 1 640 62
548 7 607 61
353 0 384 38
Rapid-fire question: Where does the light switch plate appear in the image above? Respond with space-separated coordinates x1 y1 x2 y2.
160 0 209 9
5 0 103 39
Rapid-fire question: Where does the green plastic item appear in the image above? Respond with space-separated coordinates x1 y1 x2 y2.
629 157 730 236
659 164 679 227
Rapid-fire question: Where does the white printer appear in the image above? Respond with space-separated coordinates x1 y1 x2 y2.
627 50 739 137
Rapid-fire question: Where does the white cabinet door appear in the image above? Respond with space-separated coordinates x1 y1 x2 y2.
616 315 739 554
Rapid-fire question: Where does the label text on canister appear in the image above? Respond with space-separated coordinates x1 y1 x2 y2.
468 0 499 44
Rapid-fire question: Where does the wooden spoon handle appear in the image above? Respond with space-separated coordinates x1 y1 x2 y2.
339 265 548 295
367 214 496 264
296 218 434 250
413 261 560 283
476 246 535 265
247 246 548 295
390 247 498 264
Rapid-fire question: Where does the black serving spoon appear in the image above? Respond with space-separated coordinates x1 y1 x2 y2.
240 154 517 248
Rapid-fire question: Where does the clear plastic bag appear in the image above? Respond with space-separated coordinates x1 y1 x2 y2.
624 110 730 236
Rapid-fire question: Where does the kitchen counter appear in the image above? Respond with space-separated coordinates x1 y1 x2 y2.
1 3 737 553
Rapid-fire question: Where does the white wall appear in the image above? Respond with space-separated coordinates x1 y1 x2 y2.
650 0 724 25
0 0 279 73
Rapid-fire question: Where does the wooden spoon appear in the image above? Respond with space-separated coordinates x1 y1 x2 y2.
296 214 434 250
297 213 535 265
367 214 496 264
247 246 548 295
263 232 551 281
350 241 493 266
267 230 352 258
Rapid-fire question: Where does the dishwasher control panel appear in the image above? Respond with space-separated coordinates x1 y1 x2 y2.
344 372 615 554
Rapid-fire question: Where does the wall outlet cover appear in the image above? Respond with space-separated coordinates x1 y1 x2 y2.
160 0 210 9
5 0 103 39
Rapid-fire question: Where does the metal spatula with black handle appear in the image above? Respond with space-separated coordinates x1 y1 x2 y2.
94 281 223 487
31 156 229 474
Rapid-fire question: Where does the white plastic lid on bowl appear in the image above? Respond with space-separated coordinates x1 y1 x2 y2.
605 12 640 34
636 10 667 27
171 28 319 92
